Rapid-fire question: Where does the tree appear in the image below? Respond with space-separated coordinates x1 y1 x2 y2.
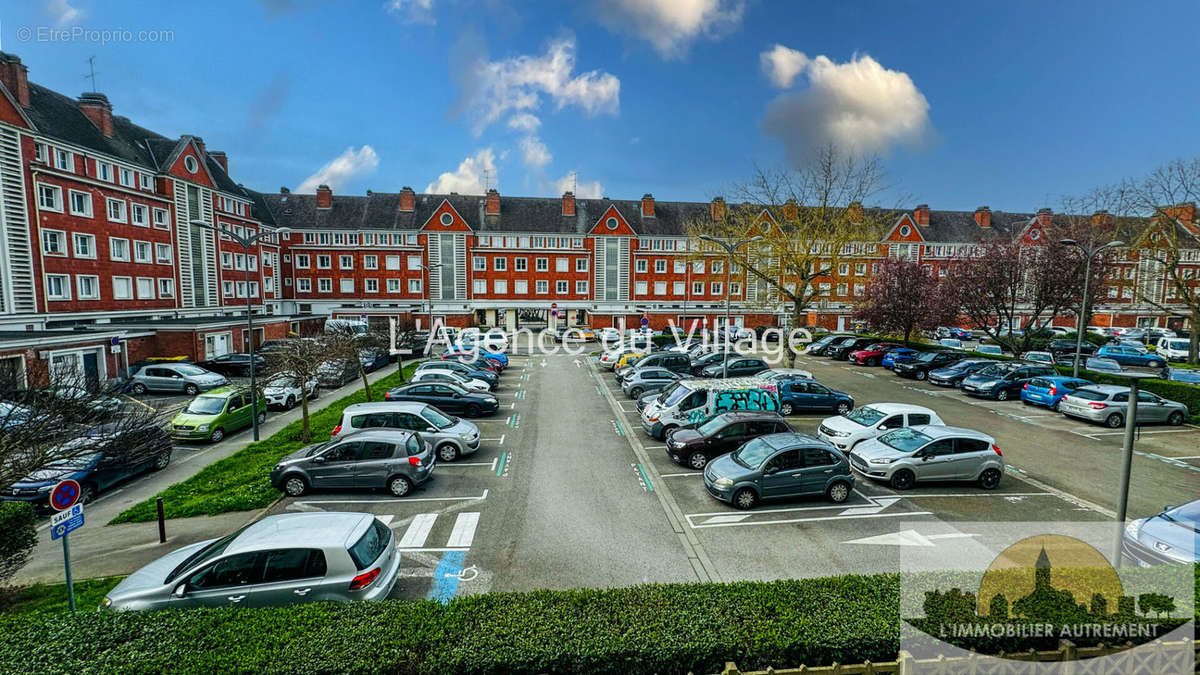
324 324 393 403
1137 592 1175 619
988 593 1009 620
261 337 327 443
852 258 953 344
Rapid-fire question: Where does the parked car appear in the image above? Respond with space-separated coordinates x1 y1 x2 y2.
443 352 504 374
893 351 963 380
815 403 943 453
130 363 227 396
827 337 880 361
597 327 622 344
849 425 1003 490
690 350 744 375
1058 385 1188 428
1155 337 1192 362
849 342 903 366
3 385 124 421
617 351 691 379
1165 367 1200 384
1095 345 1166 369
960 363 1056 400
974 344 1004 356
2 422 172 511
928 359 994 387
196 353 266 378
408 369 491 392
262 373 319 410
101 513 401 611
442 346 508 369
882 348 920 369
1019 376 1092 411
317 359 359 388
1047 339 1098 360
703 433 854 509
1084 357 1123 373
806 334 855 356
665 411 791 470
271 428 434 497
938 338 964 349
1115 328 1147 342
0 401 33 434
776 378 854 416
756 368 814 383
331 401 479 462
1121 499 1200 566
613 352 647 374
383 382 499 417
417 359 498 388
1109 339 1149 352
640 378 780 440
948 327 972 340
1020 351 1056 365
170 386 267 443
457 329 510 352
358 350 391 373
599 346 640 370
699 357 770 378
622 367 683 398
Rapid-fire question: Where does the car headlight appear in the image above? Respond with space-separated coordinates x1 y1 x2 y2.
825 428 850 438
1124 519 1141 539
197 424 210 432
714 477 733 487
101 596 112 609
37 485 52 494
868 457 895 465
273 464 285 472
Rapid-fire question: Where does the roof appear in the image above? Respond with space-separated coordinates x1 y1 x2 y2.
1076 384 1131 394
678 377 778 391
913 425 992 440
23 82 165 167
760 431 826 449
230 512 373 554
862 403 936 414
343 401 424 413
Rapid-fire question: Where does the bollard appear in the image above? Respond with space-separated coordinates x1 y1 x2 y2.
156 497 166 543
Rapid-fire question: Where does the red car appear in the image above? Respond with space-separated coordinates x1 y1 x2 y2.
849 342 903 366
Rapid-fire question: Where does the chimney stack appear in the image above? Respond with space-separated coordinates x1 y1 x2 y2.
399 186 415 212
710 196 726 221
485 188 500 216
192 136 206 158
848 201 863 224
913 204 931 226
561 191 576 216
280 187 290 195
782 198 798 221
1037 207 1053 228
77 93 114 137
974 206 992 228
0 53 30 108
209 150 228 172
316 184 332 209
641 193 655 218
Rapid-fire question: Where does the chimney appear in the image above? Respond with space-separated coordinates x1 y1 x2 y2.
209 150 228 172
1091 209 1115 228
316 184 332 209
973 206 991 228
641 193 655 218
913 204 930 226
485 188 500 216
0 53 30 108
399 186 415 212
848 201 863 224
782 198 798 222
710 196 726 221
280 187 290 195
77 93 113 137
561 191 576 216
1037 207 1053 228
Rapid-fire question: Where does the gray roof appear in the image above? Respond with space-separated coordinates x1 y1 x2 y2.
24 82 165 167
229 512 373 554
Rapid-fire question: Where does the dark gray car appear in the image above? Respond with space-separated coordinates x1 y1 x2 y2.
270 429 435 498
702 432 854 510
621 367 683 398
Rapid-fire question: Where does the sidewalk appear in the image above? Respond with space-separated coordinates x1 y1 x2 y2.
10 362 409 586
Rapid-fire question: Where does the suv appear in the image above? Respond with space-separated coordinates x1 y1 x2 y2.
959 363 1055 400
170 386 267 443
849 425 1003 490
270 428 435 497
665 411 791 470
698 357 769 378
621 367 682 398
331 401 480 462
130 363 227 395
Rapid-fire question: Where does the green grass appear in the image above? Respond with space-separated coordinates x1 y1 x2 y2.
110 362 420 524
0 577 122 616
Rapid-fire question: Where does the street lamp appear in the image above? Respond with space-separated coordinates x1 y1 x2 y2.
190 220 291 441
700 234 762 378
1060 238 1123 378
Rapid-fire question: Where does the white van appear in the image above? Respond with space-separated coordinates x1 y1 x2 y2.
640 378 781 440
1156 337 1191 362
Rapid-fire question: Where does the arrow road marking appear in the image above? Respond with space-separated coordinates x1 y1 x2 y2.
837 496 900 516
844 530 978 547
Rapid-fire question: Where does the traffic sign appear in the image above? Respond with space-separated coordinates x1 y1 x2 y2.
50 479 81 511
641 317 649 327
551 311 558 318
110 336 120 346
50 503 84 540
550 302 557 309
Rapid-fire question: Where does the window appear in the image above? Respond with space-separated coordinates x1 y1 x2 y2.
68 190 93 217
673 260 686 273
140 173 154 190
248 255 257 271
364 255 378 270
119 167 134 187
37 184 63 212
654 259 667 273
54 148 73 172
473 256 486 271
654 281 666 295
576 258 588 272
72 233 95 259
110 237 130 261
575 280 588 294
554 257 567 273
106 198 126 223
395 255 416 271
153 208 170 229
710 282 723 295
692 281 704 295
264 276 274 293
46 274 71 300
317 255 331 269
837 283 848 296
136 277 154 299
636 259 648 273
34 142 48 163
493 279 508 294
385 255 400 270
76 275 100 299
493 257 507 271
234 254 246 271
113 276 133 299
514 279 528 294
536 257 548 271
536 280 549 294
730 282 741 296
41 229 66 255
514 257 527 271
673 281 685 295
855 263 867 276
340 278 355 293
472 279 486 294
317 278 333 293
157 278 174 298
408 278 422 293
364 278 379 293
297 278 312 292
295 254 310 269
693 261 705 273
155 243 173 264
339 254 354 269
129 203 148 227
134 241 152 263
556 280 569 294
713 261 724 274
837 263 849 276
635 280 649 295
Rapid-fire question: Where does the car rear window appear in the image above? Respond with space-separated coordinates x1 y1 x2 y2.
347 518 392 570
1070 388 1108 401
1029 378 1053 389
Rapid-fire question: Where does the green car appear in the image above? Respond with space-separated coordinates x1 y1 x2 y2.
170 386 267 443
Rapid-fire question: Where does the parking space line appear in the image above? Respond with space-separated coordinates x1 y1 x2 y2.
398 547 468 553
688 511 933 529
1091 429 1198 436
446 512 481 547
439 461 493 467
295 490 488 506
660 472 701 478
495 452 507 476
901 492 1052 499
482 434 505 444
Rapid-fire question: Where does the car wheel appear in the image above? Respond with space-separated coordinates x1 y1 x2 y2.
256 412 266 425
285 395 296 409
915 371 927 381
153 452 171 471
996 389 1010 401
437 444 459 462
1167 411 1185 426
1051 399 1061 412
978 468 1002 490
1149 360 1164 368
465 403 481 417
388 475 413 497
732 488 758 510
780 402 794 416
836 401 852 415
687 452 708 470
867 357 879 366
826 480 851 503
1105 413 1124 428
131 383 147 395
78 485 95 505
629 387 644 398
890 469 916 490
184 383 199 396
209 428 225 443
283 475 308 497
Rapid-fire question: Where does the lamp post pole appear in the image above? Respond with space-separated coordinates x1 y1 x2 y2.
191 220 291 441
1061 238 1123 378
700 235 762 378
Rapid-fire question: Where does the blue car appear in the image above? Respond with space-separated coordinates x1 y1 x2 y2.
443 347 509 368
949 327 972 340
882 348 920 369
1095 346 1166 369
1019 376 1092 411
775 378 854 416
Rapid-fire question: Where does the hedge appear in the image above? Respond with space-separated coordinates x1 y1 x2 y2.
110 362 420 524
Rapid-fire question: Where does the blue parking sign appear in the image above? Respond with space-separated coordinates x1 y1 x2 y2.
50 503 85 540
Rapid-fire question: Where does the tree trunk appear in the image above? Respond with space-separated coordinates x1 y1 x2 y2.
903 327 911 346
789 300 805 367
299 394 311 444
359 365 372 402
1190 309 1199 365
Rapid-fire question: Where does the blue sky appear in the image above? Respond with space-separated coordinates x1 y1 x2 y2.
5 0 1199 212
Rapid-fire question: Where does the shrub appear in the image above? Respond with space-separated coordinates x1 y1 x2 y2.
0 502 36 586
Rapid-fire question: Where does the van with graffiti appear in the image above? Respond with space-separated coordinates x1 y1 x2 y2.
640 378 781 440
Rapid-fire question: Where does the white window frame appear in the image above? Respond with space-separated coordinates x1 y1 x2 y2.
155 243 173 264
130 203 149 227
556 280 569 294
386 255 401 271
514 257 527 271
635 280 648 295
408 278 422 293
493 279 508 294
297 278 312 293
76 274 100 300
535 280 549 294
555 257 569 273
494 257 507 271
576 280 588 295
317 278 333 293
54 148 73 172
41 228 66 255
113 276 133 300
106 198 127 223
339 278 355 293
576 258 588 272
364 255 379 270
339 254 354 270
46 273 72 300
72 233 96 259
407 255 422 271
157 278 174 298
135 277 155 299
635 259 648 273
68 190 93 217
514 279 529 294
37 183 63 212
472 279 486 294
535 257 548 272
134 240 152 263
364 278 379 293
109 237 130 262
473 256 486 271
295 254 310 269
153 208 170 229
119 167 134 187
316 254 332 270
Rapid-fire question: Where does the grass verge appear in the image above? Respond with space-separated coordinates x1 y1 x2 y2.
0 577 122 616
110 362 419 524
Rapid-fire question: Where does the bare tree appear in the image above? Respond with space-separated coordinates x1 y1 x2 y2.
324 324 393 403
261 338 327 443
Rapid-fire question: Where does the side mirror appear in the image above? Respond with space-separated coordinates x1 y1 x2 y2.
312 456 326 464
763 466 779 475
172 583 188 598
453 393 462 398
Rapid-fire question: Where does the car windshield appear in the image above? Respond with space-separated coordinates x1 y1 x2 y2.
879 427 933 453
185 396 227 415
45 450 101 471
844 406 886 426
420 406 456 429
1069 388 1109 401
697 416 731 435
1161 501 1200 528
732 437 774 469
662 385 693 407
305 440 335 456
977 365 1009 378
175 365 207 376
916 352 942 362
165 525 250 583
265 375 295 388
1165 340 1188 350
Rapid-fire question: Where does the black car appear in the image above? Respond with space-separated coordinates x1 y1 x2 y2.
690 350 745 375
359 349 392 373
383 382 500 417
893 351 963 380
960 363 1057 400
805 334 855 356
1047 339 1097 360
928 359 993 387
196 352 266 377
699 357 770 378
665 411 792 470
827 337 879 360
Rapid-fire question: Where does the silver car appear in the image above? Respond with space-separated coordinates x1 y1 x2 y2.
270 428 435 497
101 512 400 611
129 363 227 396
262 373 319 410
621 367 683 398
848 425 1004 490
332 401 480 462
1058 384 1189 428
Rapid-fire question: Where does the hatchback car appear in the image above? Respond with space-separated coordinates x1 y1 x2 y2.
359 350 392 373
756 368 814 383
974 344 1004 356
893 350 962 380
1020 351 1056 365
1019 376 1091 411
418 359 498 388
317 359 359 388
443 347 508 370
699 357 769 378
849 342 903 366
383 382 499 417
883 348 920 368
170 386 267 443
270 428 434 497
805 334 854 356
621 367 683 398
262 374 319 410
665 411 791 470
1095 345 1166 369
960 363 1055 400
816 403 943 453
331 401 480 462
928 359 993 387
408 369 491 392
130 363 227 395
776 379 854 415
101 512 401 611
849 425 1003 490
196 353 266 378
1058 385 1188 428
690 350 745 375
703 433 853 509
827 337 880 361
1122 499 1200 566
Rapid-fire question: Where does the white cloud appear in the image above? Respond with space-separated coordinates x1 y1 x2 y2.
426 148 497 194
385 0 435 24
760 44 809 89
597 0 743 59
518 136 552 169
464 36 620 135
762 51 932 163
507 113 541 132
296 145 380 193
554 172 604 199
46 0 82 25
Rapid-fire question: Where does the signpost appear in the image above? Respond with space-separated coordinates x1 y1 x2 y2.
49 480 84 613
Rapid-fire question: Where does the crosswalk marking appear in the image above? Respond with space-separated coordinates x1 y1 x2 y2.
446 512 481 548
398 513 437 548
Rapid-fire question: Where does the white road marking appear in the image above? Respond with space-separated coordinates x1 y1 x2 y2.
837 496 901 516
397 513 437 547
699 514 751 525
377 515 395 527
1091 429 1198 436
660 472 702 478
844 530 978 547
294 490 488 506
446 512 480 547
689 510 933 529
396 547 470 553
901 492 1052 499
